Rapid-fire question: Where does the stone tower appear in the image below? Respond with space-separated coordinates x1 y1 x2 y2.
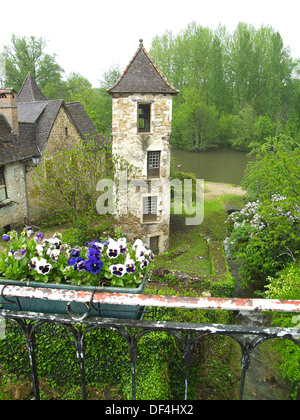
107 40 178 253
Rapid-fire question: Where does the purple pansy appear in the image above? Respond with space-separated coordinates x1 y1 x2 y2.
85 256 103 274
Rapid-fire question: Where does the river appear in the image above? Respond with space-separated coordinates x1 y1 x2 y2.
172 148 253 185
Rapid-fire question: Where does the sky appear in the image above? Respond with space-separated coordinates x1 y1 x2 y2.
1 0 299 87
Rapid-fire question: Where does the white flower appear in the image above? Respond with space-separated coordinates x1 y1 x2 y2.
109 264 126 277
36 258 52 275
107 239 119 259
35 244 44 256
49 249 60 262
132 239 144 249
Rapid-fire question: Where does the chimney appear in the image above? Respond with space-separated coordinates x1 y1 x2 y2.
0 89 19 135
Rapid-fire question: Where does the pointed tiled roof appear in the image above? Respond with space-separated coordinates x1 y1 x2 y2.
17 73 48 102
107 40 178 95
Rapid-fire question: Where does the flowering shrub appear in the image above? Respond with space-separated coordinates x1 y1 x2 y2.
226 195 300 285
0 228 153 288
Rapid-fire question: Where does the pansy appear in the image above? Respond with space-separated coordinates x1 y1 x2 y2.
68 257 81 266
118 238 127 254
36 262 52 275
145 249 154 261
109 264 126 277
86 247 101 260
135 244 147 259
2 234 10 242
35 244 44 256
69 257 85 271
106 239 119 259
137 256 149 270
87 240 107 253
26 226 34 237
48 237 62 250
125 259 136 274
132 239 143 249
49 249 60 262
34 232 45 243
14 249 27 260
68 247 81 258
85 256 103 274
28 257 39 270
34 258 52 275
75 259 87 272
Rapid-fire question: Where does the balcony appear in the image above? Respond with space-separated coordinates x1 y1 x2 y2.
0 284 299 401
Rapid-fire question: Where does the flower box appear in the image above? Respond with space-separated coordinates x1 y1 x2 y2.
0 274 147 320
0 228 154 320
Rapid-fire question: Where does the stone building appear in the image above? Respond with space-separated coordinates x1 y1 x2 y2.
0 74 104 230
107 40 178 253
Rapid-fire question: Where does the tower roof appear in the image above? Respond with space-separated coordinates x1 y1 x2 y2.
17 73 48 102
107 40 178 95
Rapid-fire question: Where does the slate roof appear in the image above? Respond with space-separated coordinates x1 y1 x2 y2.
107 40 178 95
0 117 39 165
17 73 48 102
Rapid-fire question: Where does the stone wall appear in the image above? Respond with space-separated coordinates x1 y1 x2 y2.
0 161 28 229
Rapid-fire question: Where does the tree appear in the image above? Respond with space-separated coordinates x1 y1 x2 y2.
32 138 112 239
64 71 114 137
227 137 300 286
172 87 221 150
2 35 64 93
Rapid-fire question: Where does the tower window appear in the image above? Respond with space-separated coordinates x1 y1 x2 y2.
138 104 151 133
65 127 69 137
0 167 7 201
143 196 157 223
147 151 160 179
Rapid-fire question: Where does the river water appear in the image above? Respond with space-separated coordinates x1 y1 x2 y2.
172 148 252 185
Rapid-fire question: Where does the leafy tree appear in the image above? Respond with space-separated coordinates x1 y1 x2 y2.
32 138 113 238
227 137 300 286
150 22 297 151
2 35 64 94
229 104 261 150
63 72 114 137
172 87 221 150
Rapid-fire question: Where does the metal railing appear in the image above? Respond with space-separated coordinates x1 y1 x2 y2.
0 284 300 400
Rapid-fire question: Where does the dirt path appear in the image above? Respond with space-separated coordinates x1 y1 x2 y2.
205 182 245 200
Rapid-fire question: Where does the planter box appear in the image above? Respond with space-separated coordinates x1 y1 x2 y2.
0 276 147 320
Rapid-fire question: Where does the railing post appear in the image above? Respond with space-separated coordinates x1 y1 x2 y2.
15 320 40 400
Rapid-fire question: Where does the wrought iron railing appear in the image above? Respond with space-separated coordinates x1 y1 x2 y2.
0 284 300 401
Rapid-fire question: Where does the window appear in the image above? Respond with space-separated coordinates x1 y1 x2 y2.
147 151 160 179
0 167 7 201
65 127 68 137
149 236 160 255
143 196 157 223
138 104 151 133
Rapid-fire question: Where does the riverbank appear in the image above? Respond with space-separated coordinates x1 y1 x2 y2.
205 182 245 200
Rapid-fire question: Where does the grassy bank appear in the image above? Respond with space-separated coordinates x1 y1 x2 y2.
153 192 244 295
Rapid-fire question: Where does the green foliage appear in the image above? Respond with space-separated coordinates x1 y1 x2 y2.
264 263 300 399
226 196 300 286
150 22 299 151
242 136 300 202
2 35 64 94
210 281 235 298
227 137 300 286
